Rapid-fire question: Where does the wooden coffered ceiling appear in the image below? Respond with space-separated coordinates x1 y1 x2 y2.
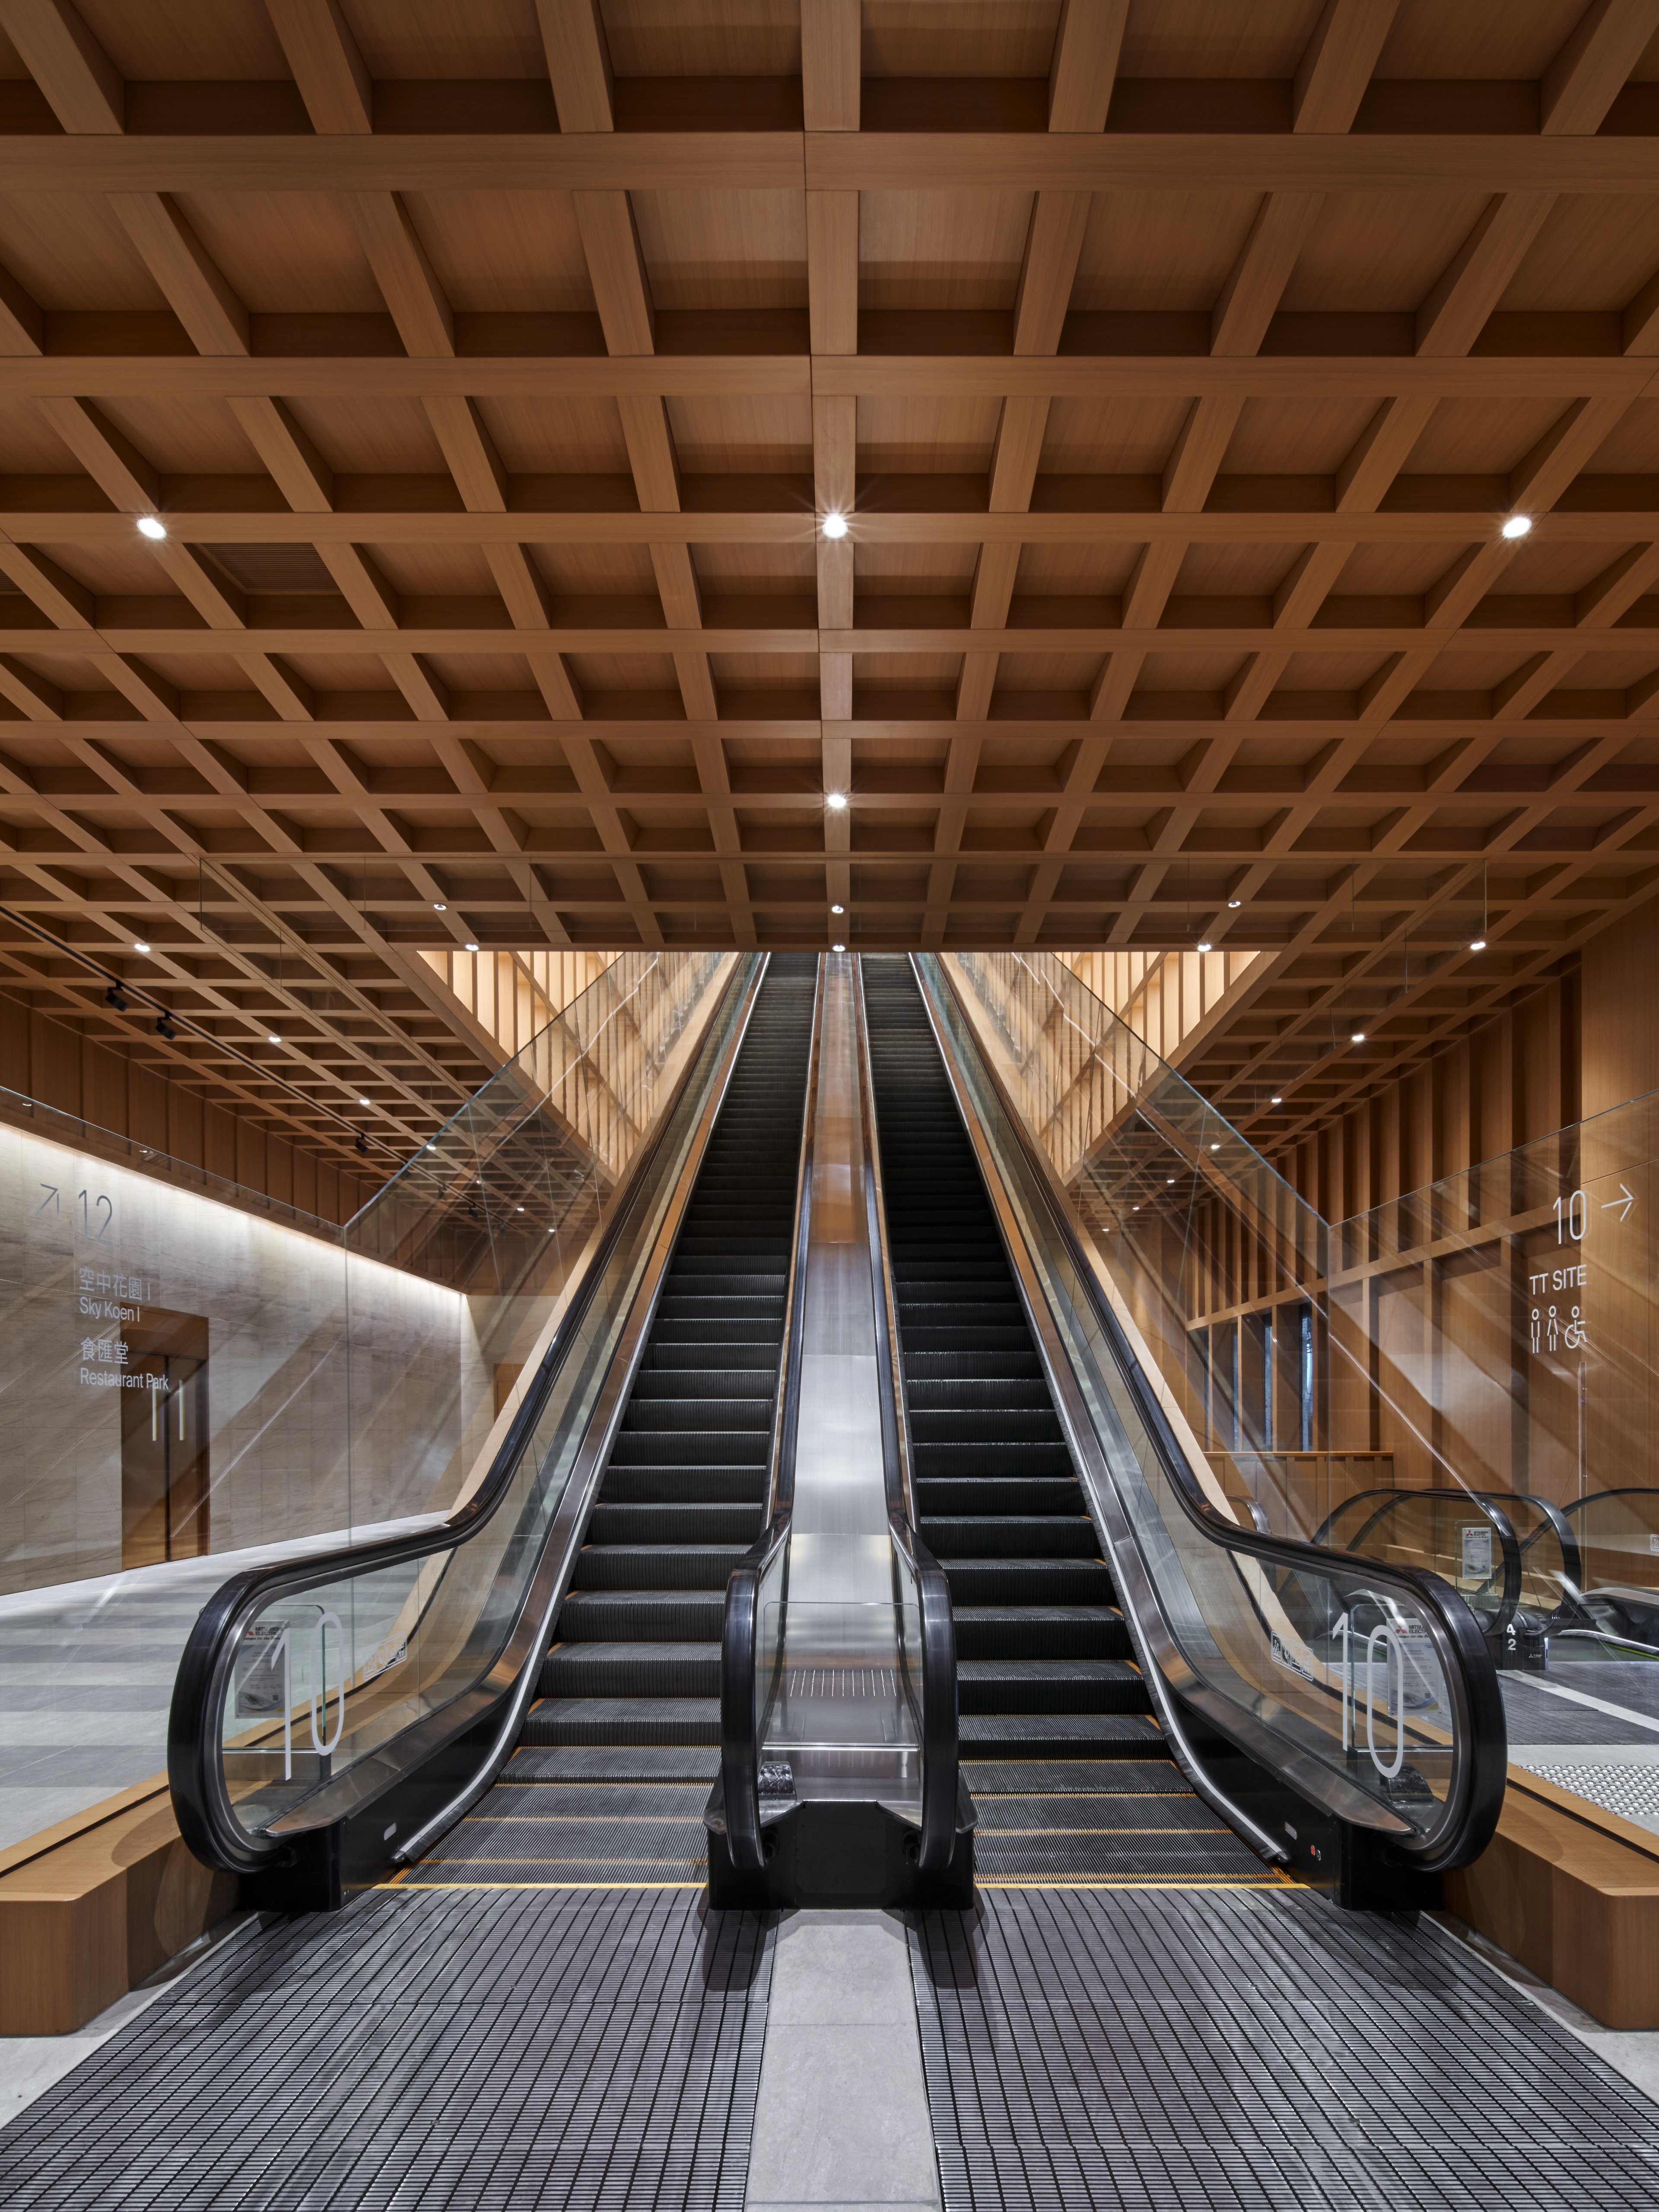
0 0 1658 1169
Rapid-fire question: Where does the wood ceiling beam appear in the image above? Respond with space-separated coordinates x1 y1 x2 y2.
1211 193 1324 358
0 259 42 356
801 0 859 133
226 396 334 510
1540 0 1659 135
1047 0 1128 130
1292 0 1400 132
1416 194 1557 356
36 396 157 510
265 0 373 135
538 0 614 133
0 0 121 133
349 194 454 357
108 192 250 357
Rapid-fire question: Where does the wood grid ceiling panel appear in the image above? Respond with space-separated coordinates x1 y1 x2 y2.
0 0 1654 1168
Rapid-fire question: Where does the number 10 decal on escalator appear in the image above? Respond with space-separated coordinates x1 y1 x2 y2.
1336 1612 1405 1780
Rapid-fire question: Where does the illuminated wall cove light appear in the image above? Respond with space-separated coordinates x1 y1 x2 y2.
136 516 166 540
1501 515 1532 539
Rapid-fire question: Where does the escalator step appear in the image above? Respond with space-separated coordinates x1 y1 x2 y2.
559 1592 727 1642
570 1543 747 1591
587 1502 765 1545
959 1713 1166 1757
953 1605 1131 1662
920 1514 1100 1558
521 1696 723 1747
958 1659 1150 1715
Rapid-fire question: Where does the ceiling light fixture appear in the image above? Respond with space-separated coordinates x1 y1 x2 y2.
831 903 844 914
155 1015 178 1040
133 939 149 953
1271 1095 1282 1105
465 941 480 952
267 1033 281 1045
1227 899 1241 909
1166 1177 1176 1184
1210 1141 1221 1151
1470 936 1487 952
1351 1030 1366 1043
821 512 848 539
359 1096 371 1106
825 791 848 810
432 902 447 911
1196 939 1212 953
832 942 845 952
105 985 129 1012
137 516 167 541
1501 515 1532 540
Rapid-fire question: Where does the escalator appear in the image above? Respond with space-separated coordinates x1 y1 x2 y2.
860 953 1509 1904
166 950 817 1903
863 955 1273 1885
400 954 819 1886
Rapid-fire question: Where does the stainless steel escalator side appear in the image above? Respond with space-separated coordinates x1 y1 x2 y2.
168 952 771 1885
913 953 1508 1877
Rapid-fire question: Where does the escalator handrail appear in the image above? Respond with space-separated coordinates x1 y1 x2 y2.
718 955 825 1870
168 951 768 1875
853 951 959 1872
1311 1486 1525 1634
918 951 1508 1873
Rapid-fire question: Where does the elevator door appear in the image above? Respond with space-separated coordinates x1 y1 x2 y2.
120 1313 210 1568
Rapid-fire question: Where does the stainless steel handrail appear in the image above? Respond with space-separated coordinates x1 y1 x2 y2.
852 950 960 1873
913 952 1508 1874
718 954 826 1871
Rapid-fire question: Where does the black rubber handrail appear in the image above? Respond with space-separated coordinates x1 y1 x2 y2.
920 952 1508 1875
168 952 764 1875
718 955 825 1872
852 950 959 1873
1312 1487 1525 1636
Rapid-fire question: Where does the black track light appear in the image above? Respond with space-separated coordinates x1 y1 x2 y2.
155 1014 178 1040
355 1133 368 1155
105 985 130 1012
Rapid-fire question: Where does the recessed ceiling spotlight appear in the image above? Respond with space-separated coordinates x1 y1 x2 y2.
822 512 848 539
1271 1095 1282 1105
1166 1177 1176 1184
1132 1204 1140 1211
267 1033 281 1045
1470 936 1487 951
1351 1030 1367 1043
133 939 149 953
831 903 844 914
516 1205 524 1213
832 942 845 951
359 1096 371 1106
432 902 447 911
825 791 848 810
1196 939 1212 953
465 941 480 952
137 516 167 540
1501 515 1532 540
1210 1141 1221 1150
1227 899 1241 909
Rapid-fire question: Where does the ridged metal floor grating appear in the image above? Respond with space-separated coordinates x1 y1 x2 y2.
0 1888 773 2210
909 1888 1659 2211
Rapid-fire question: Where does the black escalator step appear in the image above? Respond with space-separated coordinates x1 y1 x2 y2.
628 1367 782 1398
558 1591 726 1641
953 1605 1130 1662
907 1379 1056 1409
502 1745 720 1783
941 1557 1115 1604
606 1432 772 1470
971 1791 1221 1835
909 1410 1067 1444
648 1319 782 1346
520 1697 723 1747
597 1467 767 1507
913 1445 1077 1481
620 1397 773 1433
913 1477 1081 1516
410 1816 708 1883
921 1514 1099 1558
906 1353 1043 1380
540 1641 720 1699
641 1343 778 1371
971 1834 1271 1881
958 1658 1149 1716
588 1501 764 1544
962 1758 1189 1795
960 1713 1167 1758
571 1543 747 1590
904 1327 1038 1353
